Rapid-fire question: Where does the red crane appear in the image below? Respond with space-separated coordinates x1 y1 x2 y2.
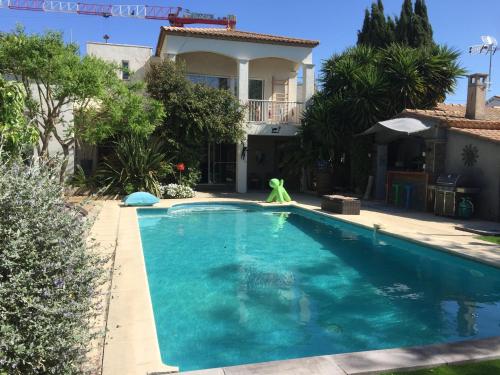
0 0 237 28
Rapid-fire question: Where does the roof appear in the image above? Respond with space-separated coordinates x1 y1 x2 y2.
87 42 152 50
155 27 319 56
401 103 500 143
450 128 500 143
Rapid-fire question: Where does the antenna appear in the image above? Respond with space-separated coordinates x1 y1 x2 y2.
469 35 497 91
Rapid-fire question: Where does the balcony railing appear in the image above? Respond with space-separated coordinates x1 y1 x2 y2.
247 100 304 125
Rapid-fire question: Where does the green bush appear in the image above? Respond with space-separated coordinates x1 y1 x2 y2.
95 136 173 197
0 160 106 374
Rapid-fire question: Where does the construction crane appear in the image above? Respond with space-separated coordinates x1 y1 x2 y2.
0 0 237 28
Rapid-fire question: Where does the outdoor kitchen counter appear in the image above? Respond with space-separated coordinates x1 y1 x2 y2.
386 171 429 211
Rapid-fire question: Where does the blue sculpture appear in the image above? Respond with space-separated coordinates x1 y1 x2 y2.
123 192 160 206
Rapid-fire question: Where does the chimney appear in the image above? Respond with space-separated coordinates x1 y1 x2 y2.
465 73 488 120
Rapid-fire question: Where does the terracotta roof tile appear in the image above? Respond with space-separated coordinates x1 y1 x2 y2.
450 128 500 143
403 103 500 123
155 27 319 55
401 103 500 143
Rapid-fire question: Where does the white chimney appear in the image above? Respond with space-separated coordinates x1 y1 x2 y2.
465 73 488 120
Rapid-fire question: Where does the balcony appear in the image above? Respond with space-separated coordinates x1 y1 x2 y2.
247 99 304 125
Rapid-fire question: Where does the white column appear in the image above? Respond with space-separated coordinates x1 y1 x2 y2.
236 136 248 193
237 59 249 102
302 63 315 103
236 59 249 193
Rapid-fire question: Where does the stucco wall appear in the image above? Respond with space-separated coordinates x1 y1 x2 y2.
162 34 313 64
445 130 500 221
86 42 152 81
177 52 237 77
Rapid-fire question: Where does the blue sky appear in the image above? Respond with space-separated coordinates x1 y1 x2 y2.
1 0 500 103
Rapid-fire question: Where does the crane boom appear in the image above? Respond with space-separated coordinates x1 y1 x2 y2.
0 0 236 27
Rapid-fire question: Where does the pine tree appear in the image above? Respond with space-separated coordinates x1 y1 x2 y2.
357 9 372 46
386 16 397 45
357 0 434 49
357 0 395 48
396 0 414 45
371 1 387 48
413 0 434 47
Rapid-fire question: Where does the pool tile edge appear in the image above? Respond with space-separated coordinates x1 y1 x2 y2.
180 337 500 375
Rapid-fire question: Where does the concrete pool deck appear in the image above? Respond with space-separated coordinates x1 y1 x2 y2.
93 193 500 375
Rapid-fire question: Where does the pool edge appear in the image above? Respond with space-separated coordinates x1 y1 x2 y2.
180 336 500 374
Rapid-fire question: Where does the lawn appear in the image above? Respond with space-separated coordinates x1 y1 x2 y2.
384 359 500 375
477 236 500 245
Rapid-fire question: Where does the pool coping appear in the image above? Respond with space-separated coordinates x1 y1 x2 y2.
101 198 500 375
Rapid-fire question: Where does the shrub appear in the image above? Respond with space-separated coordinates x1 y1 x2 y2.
95 136 172 197
0 159 106 374
173 167 201 188
160 183 195 199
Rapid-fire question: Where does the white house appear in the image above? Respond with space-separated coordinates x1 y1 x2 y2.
86 26 319 193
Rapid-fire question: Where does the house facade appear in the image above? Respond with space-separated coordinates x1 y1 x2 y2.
86 27 319 193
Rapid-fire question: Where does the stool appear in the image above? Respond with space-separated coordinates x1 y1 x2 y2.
392 183 401 206
404 184 413 209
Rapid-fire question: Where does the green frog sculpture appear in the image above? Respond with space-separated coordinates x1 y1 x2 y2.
266 178 292 203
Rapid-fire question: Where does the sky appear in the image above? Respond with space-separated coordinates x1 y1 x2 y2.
1 0 500 103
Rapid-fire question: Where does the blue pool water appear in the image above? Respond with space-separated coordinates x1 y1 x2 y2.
138 203 500 371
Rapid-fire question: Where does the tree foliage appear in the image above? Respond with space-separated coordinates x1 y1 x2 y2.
94 136 172 196
0 27 122 179
0 74 37 155
146 59 245 169
0 159 106 374
358 0 434 48
75 81 165 145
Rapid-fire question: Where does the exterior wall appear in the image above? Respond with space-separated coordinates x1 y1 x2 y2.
445 130 500 221
161 34 313 64
86 42 152 81
249 58 298 102
177 52 237 77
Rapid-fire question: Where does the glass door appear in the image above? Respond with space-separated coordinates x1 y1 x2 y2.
205 143 236 186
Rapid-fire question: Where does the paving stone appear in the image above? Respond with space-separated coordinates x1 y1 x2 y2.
333 345 447 374
434 336 500 365
223 355 345 375
180 368 225 375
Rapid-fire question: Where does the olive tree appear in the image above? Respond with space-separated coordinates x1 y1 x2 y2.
0 74 37 155
0 27 121 180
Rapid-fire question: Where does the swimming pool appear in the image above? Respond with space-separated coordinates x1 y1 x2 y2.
137 203 500 371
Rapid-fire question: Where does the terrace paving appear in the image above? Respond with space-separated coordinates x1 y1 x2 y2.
91 193 500 375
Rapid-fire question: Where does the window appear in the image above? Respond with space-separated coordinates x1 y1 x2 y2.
187 74 236 95
249 79 264 100
121 60 130 80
